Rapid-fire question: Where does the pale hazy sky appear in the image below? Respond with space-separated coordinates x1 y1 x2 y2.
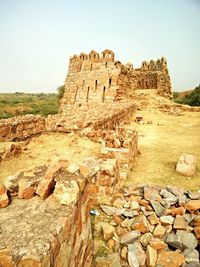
0 0 200 93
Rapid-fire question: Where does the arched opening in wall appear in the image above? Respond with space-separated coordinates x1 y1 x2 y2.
145 81 148 89
94 54 96 59
102 86 106 103
138 81 142 88
109 78 112 88
95 80 98 90
86 87 90 102
105 62 107 68
90 64 93 71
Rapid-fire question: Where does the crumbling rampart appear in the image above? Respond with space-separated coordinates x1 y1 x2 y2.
60 49 172 111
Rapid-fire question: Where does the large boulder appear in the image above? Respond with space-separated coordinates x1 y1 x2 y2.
176 153 197 176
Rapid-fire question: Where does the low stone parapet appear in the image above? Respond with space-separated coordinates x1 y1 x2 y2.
0 114 45 141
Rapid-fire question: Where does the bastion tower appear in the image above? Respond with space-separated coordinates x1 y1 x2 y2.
60 49 172 112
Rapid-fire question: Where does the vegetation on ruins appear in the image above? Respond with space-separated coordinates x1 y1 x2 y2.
0 92 59 119
174 84 200 106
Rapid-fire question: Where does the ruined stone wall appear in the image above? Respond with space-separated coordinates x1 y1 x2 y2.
60 49 120 111
0 102 135 144
116 58 172 100
60 50 172 110
0 115 45 142
0 125 138 266
46 102 135 133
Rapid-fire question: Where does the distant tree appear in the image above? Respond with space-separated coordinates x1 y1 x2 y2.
184 84 200 106
174 84 200 106
57 85 65 99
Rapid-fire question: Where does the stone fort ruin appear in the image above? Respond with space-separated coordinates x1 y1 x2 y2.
1 50 200 267
60 49 172 111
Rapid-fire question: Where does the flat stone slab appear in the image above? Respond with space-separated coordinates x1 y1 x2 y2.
0 195 72 263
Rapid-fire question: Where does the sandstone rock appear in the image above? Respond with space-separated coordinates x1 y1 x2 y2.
116 225 129 236
130 200 139 210
191 216 200 226
144 186 162 202
166 206 185 216
185 200 200 212
188 191 200 200
150 200 165 217
183 248 200 263
0 184 9 208
128 242 146 267
121 218 130 228
148 213 159 225
149 238 167 250
140 233 153 247
166 230 198 250
113 215 123 225
18 179 36 199
194 225 200 239
153 224 166 238
146 245 157 267
184 213 197 224
66 162 79 174
121 246 128 260
176 153 197 176
101 223 115 241
101 159 117 176
36 164 62 199
160 215 174 225
113 197 127 208
174 215 188 230
167 185 187 206
107 239 115 251
120 230 140 245
53 180 79 205
160 188 178 205
100 205 118 215
157 251 185 267
132 214 149 233
122 210 139 218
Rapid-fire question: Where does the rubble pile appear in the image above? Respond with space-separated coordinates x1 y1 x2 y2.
46 102 135 133
93 185 200 267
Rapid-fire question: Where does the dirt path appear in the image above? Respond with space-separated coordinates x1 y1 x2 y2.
125 110 200 190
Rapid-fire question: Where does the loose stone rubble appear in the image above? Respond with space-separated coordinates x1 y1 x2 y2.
93 185 200 267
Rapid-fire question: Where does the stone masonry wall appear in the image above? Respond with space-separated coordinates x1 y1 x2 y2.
0 124 138 266
60 50 172 110
0 115 45 142
0 102 135 142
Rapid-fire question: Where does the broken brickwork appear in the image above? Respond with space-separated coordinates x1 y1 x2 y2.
60 49 172 111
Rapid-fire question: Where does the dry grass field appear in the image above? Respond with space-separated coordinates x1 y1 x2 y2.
125 110 200 190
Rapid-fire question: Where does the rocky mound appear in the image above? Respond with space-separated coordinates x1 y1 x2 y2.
93 185 200 267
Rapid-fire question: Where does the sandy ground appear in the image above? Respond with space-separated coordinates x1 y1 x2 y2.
0 132 100 183
125 111 200 190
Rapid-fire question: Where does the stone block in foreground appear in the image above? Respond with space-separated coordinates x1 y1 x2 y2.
176 153 197 176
